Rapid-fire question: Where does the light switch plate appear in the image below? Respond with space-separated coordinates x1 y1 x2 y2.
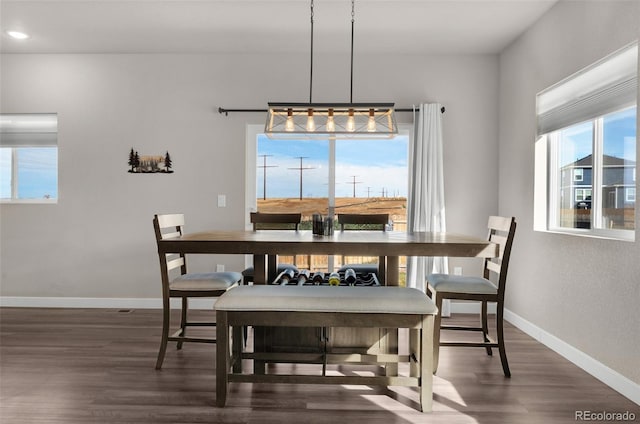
217 194 226 207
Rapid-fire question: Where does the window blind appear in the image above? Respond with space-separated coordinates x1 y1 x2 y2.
0 114 58 147
536 42 638 136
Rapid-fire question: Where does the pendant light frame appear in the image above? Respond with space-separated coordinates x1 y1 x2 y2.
264 0 398 139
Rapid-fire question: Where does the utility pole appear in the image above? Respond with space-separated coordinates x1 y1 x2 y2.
288 156 315 200
347 176 362 198
257 154 277 200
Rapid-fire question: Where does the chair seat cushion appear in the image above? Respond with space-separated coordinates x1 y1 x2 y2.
427 273 497 295
242 264 298 277
337 263 379 275
170 271 242 291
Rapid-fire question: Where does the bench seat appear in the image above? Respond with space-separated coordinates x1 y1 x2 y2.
215 285 437 412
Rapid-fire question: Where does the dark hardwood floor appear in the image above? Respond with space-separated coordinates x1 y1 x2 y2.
1 307 637 423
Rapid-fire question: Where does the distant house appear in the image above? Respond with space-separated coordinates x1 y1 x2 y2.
560 154 636 211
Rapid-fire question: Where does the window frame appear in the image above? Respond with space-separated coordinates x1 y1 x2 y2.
0 113 58 204
537 106 636 241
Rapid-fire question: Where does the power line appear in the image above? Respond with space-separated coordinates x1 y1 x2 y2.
288 156 315 200
257 154 278 200
346 175 363 198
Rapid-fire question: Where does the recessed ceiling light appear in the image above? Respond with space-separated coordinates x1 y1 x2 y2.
7 31 30 40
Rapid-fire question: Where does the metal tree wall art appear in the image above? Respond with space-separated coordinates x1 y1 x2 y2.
128 148 173 173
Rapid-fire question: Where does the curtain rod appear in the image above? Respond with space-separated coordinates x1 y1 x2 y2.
217 106 445 116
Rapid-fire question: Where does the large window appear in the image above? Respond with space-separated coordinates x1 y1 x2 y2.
248 127 410 276
535 43 637 240
0 114 58 203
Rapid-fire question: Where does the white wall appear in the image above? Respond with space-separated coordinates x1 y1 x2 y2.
499 0 640 384
0 52 498 298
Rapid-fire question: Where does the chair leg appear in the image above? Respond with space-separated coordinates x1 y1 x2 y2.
432 293 443 374
481 300 492 356
156 297 170 370
496 303 511 378
177 297 188 350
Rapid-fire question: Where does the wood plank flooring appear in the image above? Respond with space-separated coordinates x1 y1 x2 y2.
1 307 638 423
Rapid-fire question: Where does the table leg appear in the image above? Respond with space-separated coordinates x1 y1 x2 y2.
253 254 266 285
216 311 229 408
232 325 242 373
384 328 399 376
409 328 419 378
386 256 399 286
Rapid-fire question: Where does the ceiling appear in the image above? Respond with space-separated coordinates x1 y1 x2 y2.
1 0 558 55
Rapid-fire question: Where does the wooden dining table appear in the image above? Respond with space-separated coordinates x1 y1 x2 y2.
156 229 498 285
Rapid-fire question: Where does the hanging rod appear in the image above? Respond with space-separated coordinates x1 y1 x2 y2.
217 106 445 116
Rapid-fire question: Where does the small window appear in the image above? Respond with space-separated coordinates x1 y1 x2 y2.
0 114 58 203
575 188 592 202
573 168 584 181
627 188 636 202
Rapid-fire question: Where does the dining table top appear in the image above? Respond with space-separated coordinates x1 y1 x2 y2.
157 229 498 258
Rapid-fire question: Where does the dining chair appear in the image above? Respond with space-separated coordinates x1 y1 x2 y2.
337 213 388 279
427 215 516 377
153 213 242 369
241 212 302 285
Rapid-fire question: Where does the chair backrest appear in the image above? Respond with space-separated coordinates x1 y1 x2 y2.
250 212 302 231
484 216 517 300
153 214 188 285
338 213 388 231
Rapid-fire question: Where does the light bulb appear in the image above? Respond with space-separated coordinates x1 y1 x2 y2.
367 108 376 132
346 109 355 132
326 108 335 132
306 108 316 131
285 108 294 132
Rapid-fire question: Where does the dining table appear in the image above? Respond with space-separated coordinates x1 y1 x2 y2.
156 229 498 285
157 228 499 377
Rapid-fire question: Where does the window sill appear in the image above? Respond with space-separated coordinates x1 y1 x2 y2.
0 199 58 205
537 227 635 242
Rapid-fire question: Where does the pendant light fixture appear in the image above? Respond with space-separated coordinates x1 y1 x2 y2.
265 0 397 139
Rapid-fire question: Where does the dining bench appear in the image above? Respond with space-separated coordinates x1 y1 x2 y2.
215 285 438 412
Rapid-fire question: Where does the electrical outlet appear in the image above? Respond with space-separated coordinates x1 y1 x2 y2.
453 266 463 276
216 264 225 272
217 194 226 207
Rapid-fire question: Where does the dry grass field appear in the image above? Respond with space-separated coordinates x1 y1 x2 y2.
257 197 408 224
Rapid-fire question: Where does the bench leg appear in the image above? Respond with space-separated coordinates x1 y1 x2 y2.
216 311 229 407
420 314 434 412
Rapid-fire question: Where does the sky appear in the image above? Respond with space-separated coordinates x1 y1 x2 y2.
0 148 58 199
560 106 636 166
257 135 409 198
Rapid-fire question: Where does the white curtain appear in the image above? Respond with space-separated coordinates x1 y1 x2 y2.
406 103 448 294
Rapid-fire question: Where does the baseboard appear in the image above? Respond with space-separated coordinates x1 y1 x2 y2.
0 296 216 310
504 308 640 406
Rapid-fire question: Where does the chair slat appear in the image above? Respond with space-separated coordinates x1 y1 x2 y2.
166 256 184 271
486 260 501 274
161 231 181 240
157 213 185 228
488 215 512 232
489 234 507 258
